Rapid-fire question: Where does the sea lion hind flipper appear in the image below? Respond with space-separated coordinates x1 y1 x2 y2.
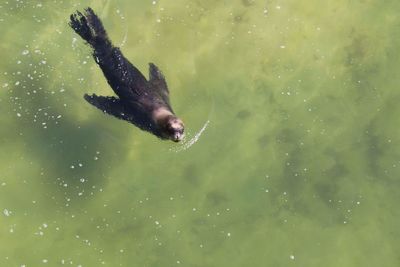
69 8 111 49
84 94 131 121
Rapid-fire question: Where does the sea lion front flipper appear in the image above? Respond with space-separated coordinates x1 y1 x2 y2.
148 63 170 104
84 94 132 122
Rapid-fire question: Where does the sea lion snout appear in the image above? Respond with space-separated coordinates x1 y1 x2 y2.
172 131 184 142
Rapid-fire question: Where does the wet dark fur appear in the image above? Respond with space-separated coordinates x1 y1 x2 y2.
69 8 181 140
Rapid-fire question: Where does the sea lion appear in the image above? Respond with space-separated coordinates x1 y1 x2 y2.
69 8 184 142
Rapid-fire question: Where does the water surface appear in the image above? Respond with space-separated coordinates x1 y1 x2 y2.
1 0 400 266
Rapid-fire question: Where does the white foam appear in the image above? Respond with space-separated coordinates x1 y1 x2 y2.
170 120 210 152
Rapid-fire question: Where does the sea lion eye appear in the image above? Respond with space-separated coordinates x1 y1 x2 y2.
167 123 176 133
168 127 176 134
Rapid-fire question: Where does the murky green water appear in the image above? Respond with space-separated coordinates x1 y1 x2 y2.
1 0 400 266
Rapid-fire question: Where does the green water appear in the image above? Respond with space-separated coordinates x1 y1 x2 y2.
1 0 400 266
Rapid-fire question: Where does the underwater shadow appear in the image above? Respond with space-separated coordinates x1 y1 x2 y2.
7 71 132 202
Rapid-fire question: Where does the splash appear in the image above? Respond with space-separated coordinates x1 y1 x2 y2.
120 28 128 48
170 120 210 152
116 8 128 47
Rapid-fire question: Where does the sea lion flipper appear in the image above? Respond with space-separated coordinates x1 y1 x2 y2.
148 63 170 102
84 94 132 122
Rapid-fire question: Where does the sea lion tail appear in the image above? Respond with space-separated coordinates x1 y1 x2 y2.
69 7 112 49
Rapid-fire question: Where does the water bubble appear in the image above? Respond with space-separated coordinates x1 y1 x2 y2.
3 209 11 216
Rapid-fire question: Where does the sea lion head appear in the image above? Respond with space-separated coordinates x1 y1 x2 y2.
161 115 185 142
154 108 185 142
163 116 185 142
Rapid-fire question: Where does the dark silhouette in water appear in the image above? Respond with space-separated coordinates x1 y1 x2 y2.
69 8 185 142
